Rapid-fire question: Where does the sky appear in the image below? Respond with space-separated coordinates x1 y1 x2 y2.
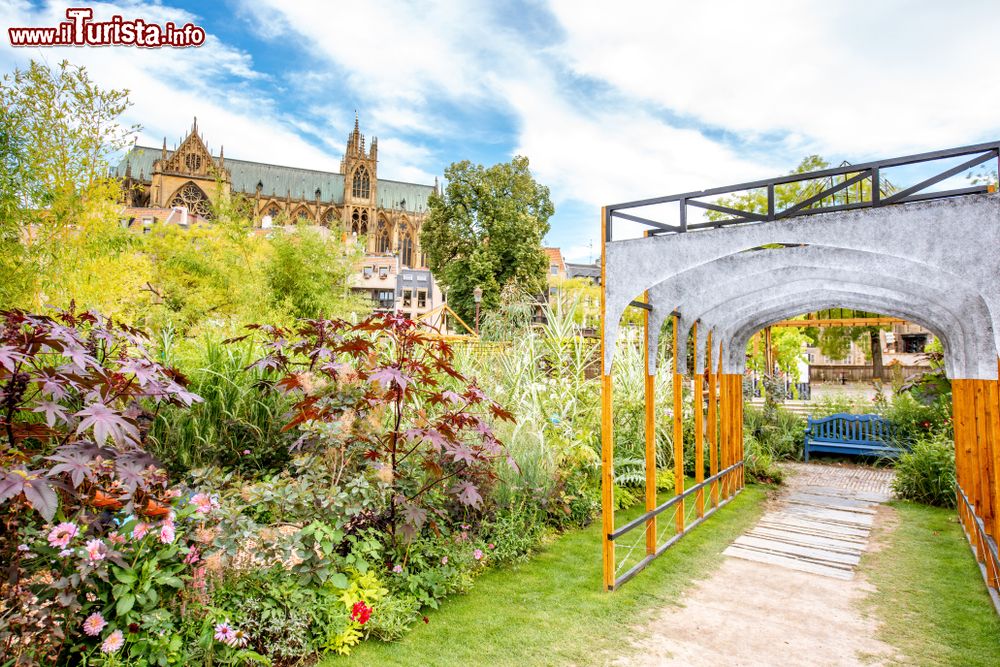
2 0 1000 262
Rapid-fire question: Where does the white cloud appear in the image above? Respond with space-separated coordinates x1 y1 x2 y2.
547 0 1000 156
0 0 340 171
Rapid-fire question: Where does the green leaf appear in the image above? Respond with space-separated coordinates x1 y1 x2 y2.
112 567 137 584
329 572 348 589
161 576 183 588
116 593 135 615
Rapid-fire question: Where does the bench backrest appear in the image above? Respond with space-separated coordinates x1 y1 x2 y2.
806 413 893 444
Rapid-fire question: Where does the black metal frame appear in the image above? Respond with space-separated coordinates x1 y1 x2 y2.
609 461 744 589
605 141 1000 242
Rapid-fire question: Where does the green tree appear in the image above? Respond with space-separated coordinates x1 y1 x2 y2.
421 156 554 324
0 59 137 310
265 226 367 320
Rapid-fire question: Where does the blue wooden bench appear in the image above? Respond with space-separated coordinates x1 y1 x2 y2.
804 413 902 461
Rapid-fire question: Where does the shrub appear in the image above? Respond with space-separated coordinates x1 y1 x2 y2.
147 334 294 476
882 392 952 447
892 433 956 507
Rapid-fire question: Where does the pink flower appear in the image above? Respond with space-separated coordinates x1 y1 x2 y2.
184 546 201 565
159 523 175 544
214 621 235 644
488 543 495 550
85 539 107 563
108 532 126 545
47 522 78 548
101 629 124 654
132 522 151 540
82 612 107 636
17 544 29 552
192 565 207 592
392 564 403 574
165 488 182 499
242 449 251 455
190 493 218 515
229 627 249 647
58 548 73 557
440 556 448 565
473 549 484 560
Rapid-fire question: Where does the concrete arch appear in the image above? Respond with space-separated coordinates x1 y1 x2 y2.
641 246 993 378
687 276 984 376
604 196 1000 374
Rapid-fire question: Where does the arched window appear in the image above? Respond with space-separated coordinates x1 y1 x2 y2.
266 204 280 218
375 218 391 253
399 222 414 267
295 208 311 223
169 181 212 218
352 165 370 199
351 209 369 236
184 153 202 172
323 208 336 226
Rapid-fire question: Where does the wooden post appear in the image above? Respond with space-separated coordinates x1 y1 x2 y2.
693 322 704 517
953 382 969 534
720 364 730 499
737 374 744 490
599 206 614 591
984 378 1000 586
708 333 718 507
955 380 984 562
763 326 774 375
974 381 995 542
643 278 656 555
673 315 685 534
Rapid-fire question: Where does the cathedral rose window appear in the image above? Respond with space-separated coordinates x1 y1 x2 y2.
169 182 212 218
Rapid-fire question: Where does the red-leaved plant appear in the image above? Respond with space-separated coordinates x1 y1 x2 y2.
0 307 204 661
240 312 515 545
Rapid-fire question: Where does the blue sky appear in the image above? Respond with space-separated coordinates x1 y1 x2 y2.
3 0 1000 261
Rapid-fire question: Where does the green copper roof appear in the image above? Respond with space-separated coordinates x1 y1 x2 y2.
115 146 435 212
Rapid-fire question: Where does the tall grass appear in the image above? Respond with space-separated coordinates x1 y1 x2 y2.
147 331 293 475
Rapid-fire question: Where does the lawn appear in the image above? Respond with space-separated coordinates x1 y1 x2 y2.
862 501 1000 666
325 485 768 666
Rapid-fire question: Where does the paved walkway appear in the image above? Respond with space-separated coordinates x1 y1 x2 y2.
617 463 899 667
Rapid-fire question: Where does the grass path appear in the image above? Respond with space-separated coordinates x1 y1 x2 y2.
325 486 767 666
862 501 1000 666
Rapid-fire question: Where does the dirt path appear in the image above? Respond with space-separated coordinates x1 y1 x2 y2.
615 463 900 666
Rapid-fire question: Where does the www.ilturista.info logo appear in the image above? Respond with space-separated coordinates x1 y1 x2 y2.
8 8 206 48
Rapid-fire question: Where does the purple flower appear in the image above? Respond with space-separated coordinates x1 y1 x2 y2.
159 523 175 544
101 629 124 654
214 621 235 644
83 612 107 636
392 564 403 574
47 522 78 548
85 539 107 563
440 556 448 565
473 548 484 561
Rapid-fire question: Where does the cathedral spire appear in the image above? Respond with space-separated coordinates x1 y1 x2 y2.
161 137 167 160
192 116 198 134
354 111 359 135
219 145 224 169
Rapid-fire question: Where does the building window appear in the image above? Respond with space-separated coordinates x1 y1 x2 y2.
378 266 389 279
352 165 371 199
417 290 427 308
296 208 310 222
266 204 280 218
550 264 558 275
351 209 369 236
184 153 202 172
363 266 373 279
376 290 395 310
399 223 414 268
169 181 212 218
323 208 336 225
376 219 391 253
402 289 412 307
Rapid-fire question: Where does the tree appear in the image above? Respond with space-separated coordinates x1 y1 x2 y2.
0 59 137 311
421 156 554 324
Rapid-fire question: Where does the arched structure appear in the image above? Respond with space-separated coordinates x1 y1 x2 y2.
598 142 1000 599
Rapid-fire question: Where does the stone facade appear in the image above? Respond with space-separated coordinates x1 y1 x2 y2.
115 115 436 268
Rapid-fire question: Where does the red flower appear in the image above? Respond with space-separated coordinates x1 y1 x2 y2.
423 616 429 624
921 421 931 429
351 601 372 625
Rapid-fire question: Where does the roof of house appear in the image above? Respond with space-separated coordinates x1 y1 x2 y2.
544 247 565 272
114 146 435 213
565 262 600 278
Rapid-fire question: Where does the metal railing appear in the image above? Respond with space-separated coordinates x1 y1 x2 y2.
605 141 1000 242
609 461 744 589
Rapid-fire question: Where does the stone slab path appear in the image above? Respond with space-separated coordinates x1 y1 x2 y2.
616 463 899 667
